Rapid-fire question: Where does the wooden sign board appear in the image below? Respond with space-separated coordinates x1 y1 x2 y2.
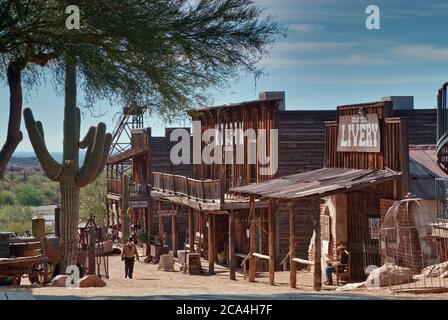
129 201 148 208
154 210 178 217
337 114 380 153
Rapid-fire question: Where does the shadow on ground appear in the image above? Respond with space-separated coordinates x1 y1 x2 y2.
33 293 399 300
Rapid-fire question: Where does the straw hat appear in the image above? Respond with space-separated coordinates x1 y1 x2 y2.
336 244 347 250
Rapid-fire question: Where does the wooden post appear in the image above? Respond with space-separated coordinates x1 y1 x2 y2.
189 207 195 252
32 217 46 239
399 118 410 197
54 206 61 237
208 212 215 275
268 201 275 286
313 206 322 291
220 178 225 204
172 205 178 258
288 202 296 288
249 197 256 282
158 202 164 245
229 211 236 280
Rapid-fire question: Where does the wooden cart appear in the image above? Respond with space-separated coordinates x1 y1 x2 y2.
0 240 49 285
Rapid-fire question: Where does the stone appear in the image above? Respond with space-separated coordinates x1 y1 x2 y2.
158 254 175 271
421 262 448 278
50 275 70 287
77 275 106 288
365 263 413 287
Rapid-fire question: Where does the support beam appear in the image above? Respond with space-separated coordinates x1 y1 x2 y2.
158 201 164 245
229 211 236 280
288 202 296 289
171 204 178 258
313 206 322 291
189 207 195 252
208 212 215 275
268 201 275 286
249 197 256 282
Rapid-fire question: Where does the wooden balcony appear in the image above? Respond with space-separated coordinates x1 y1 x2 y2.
151 172 270 211
106 179 150 200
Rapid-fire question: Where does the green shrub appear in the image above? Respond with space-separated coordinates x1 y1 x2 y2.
15 184 43 206
0 191 15 206
0 205 33 235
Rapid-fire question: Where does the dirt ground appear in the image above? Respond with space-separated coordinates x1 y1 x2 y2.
5 250 448 300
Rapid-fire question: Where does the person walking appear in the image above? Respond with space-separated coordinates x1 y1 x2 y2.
121 236 139 279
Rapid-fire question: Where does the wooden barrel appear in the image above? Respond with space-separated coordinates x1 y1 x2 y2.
9 237 60 264
10 242 42 257
32 217 46 239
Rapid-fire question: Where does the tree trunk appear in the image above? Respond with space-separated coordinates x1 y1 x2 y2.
0 63 23 178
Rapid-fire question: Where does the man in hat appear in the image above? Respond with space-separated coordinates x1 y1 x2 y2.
324 244 349 285
121 236 140 279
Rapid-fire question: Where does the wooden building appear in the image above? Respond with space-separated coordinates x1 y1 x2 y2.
230 101 439 289
108 95 438 288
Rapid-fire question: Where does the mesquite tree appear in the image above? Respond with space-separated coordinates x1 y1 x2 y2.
23 59 112 269
0 0 282 178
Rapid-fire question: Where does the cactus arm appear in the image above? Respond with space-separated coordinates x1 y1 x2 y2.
76 123 107 187
79 126 96 149
36 121 44 140
23 108 62 181
90 132 112 182
77 132 112 187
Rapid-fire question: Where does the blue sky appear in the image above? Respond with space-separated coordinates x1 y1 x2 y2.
1 0 448 152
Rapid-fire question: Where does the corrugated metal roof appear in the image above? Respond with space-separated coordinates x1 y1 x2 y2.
229 167 401 200
409 145 448 199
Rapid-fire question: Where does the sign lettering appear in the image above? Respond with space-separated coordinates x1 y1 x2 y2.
337 114 380 153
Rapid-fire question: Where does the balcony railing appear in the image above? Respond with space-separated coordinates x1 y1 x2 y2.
152 172 271 203
107 179 149 198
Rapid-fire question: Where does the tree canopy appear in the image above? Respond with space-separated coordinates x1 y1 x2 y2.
0 0 283 176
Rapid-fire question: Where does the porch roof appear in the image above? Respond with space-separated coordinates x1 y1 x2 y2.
107 148 147 164
229 167 401 200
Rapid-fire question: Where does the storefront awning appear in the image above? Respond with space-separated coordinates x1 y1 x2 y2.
229 167 401 200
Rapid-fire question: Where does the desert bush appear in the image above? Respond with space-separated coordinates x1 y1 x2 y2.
0 191 15 206
15 184 43 206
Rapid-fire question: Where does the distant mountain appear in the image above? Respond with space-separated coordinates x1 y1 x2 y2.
9 151 86 169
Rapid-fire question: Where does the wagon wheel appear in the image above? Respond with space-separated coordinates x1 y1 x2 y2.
28 263 45 285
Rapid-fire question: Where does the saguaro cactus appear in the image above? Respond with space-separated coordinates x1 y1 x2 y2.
122 175 130 244
23 58 112 270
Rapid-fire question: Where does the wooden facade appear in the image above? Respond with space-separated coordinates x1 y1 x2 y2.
109 97 438 290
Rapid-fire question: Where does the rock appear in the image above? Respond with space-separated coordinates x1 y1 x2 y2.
421 261 448 278
77 275 106 288
158 254 175 271
50 275 70 287
336 282 365 291
365 263 413 287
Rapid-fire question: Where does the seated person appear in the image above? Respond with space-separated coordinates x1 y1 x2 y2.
324 244 349 285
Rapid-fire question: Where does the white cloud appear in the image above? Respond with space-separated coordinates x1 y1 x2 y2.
392 45 448 61
273 41 354 52
288 24 325 33
261 53 391 67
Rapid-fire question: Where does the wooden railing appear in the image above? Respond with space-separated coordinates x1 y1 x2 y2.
152 172 272 203
107 179 122 195
107 179 149 198
152 172 225 203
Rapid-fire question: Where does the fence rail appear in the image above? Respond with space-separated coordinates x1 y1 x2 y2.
107 179 149 198
152 172 272 203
